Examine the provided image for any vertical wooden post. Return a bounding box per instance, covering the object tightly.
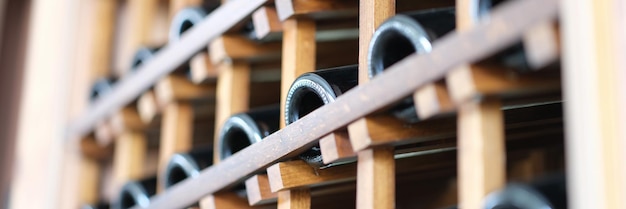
[457,98,505,209]
[112,131,147,193]
[78,154,101,205]
[353,1,395,209]
[87,0,117,80]
[276,17,316,209]
[453,1,506,209]
[277,189,311,209]
[562,0,626,208]
[213,61,251,164]
[356,147,395,209]
[279,18,316,128]
[158,102,194,191]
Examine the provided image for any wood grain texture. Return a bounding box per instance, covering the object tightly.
[158,102,194,192]
[95,120,115,146]
[80,137,113,161]
[319,130,355,164]
[446,62,561,104]
[245,174,278,206]
[267,160,356,192]
[110,107,145,136]
[275,0,358,21]
[457,98,505,209]
[562,0,626,208]
[356,147,395,209]
[252,6,283,40]
[213,61,251,164]
[358,0,395,84]
[113,131,147,194]
[414,81,455,119]
[200,192,264,209]
[522,21,560,70]
[70,0,270,138]
[190,52,218,84]
[155,75,216,107]
[279,18,315,128]
[124,0,559,207]
[277,189,311,209]
[209,35,282,64]
[138,90,162,126]
[88,0,117,79]
[347,115,455,152]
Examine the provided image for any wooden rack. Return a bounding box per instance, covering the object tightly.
[65,0,626,208]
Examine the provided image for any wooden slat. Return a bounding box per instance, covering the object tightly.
[347,115,455,152]
[118,0,163,76]
[319,130,354,164]
[69,0,271,138]
[200,192,262,209]
[138,90,162,126]
[522,22,560,70]
[213,61,251,164]
[267,160,356,192]
[190,52,218,84]
[457,98,505,209]
[562,0,626,208]
[275,0,358,21]
[279,18,316,128]
[155,75,216,107]
[158,102,194,192]
[94,120,115,146]
[252,6,283,40]
[112,131,147,193]
[131,0,558,207]
[110,107,145,136]
[169,0,203,21]
[277,189,311,209]
[245,174,278,206]
[414,81,455,119]
[209,35,282,64]
[356,147,395,209]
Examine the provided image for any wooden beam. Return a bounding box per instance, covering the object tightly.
[245,174,278,206]
[252,6,283,40]
[319,130,354,164]
[110,107,145,136]
[113,131,147,193]
[200,192,262,209]
[209,35,282,65]
[98,1,560,207]
[356,147,395,209]
[158,102,194,192]
[277,189,311,209]
[562,0,626,208]
[213,61,250,164]
[457,98,505,209]
[414,81,455,120]
[267,160,356,192]
[275,0,358,21]
[138,90,162,126]
[94,120,115,146]
[80,137,113,161]
[522,22,560,70]
[347,115,455,152]
[155,75,216,107]
[279,18,316,128]
[190,52,218,84]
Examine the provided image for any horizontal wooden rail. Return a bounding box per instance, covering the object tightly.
[67,0,269,139]
[139,0,559,208]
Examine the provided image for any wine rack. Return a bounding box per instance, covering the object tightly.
[65,0,626,209]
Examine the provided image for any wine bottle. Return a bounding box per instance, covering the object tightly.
[162,146,213,189]
[89,77,117,103]
[113,177,157,209]
[284,65,358,166]
[217,105,280,160]
[483,174,567,209]
[367,8,455,123]
[470,0,533,71]
[130,46,160,72]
